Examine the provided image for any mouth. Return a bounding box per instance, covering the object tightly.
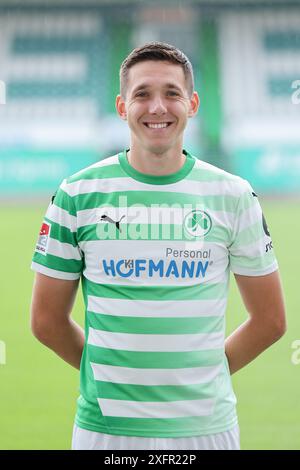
[143,122,174,129]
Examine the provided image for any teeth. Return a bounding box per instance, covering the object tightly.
[147,123,169,129]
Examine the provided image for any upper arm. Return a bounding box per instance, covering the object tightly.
[234,270,287,334]
[31,272,79,335]
[30,180,83,335]
[228,180,286,334]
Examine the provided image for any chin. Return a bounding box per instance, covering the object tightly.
[144,141,174,155]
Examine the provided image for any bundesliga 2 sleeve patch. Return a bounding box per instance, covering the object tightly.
[35,222,52,255]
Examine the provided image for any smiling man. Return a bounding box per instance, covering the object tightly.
[30,42,286,450]
[116,58,198,174]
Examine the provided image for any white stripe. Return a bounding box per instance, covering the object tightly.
[80,239,228,286]
[88,328,224,352]
[31,262,80,280]
[8,55,86,81]
[0,100,95,122]
[46,204,77,232]
[87,296,226,318]
[47,238,82,260]
[83,267,227,288]
[98,398,214,418]
[90,362,222,386]
[63,176,245,198]
[80,239,217,258]
[231,261,278,277]
[61,156,119,191]
[77,205,235,229]
[82,258,227,287]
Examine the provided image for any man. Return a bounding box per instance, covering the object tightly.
[31,42,286,450]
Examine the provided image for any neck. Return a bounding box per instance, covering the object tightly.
[127,144,186,176]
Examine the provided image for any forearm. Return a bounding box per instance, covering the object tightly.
[33,318,85,370]
[225,317,285,375]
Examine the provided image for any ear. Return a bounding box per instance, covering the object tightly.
[116,94,127,120]
[188,91,200,118]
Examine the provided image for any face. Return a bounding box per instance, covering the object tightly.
[116,61,199,155]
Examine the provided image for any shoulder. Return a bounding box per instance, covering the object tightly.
[190,156,253,198]
[57,153,121,197]
[66,153,120,184]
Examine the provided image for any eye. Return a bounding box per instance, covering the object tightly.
[135,91,148,98]
[166,90,180,96]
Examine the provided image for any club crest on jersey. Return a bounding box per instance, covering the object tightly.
[183,210,212,238]
[35,222,51,255]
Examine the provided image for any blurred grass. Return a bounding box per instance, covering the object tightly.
[228,200,300,450]
[0,201,299,449]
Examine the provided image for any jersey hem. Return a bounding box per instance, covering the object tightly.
[31,261,81,280]
[74,416,239,438]
[231,261,278,277]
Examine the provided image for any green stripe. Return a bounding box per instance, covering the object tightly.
[9,81,90,98]
[84,278,227,301]
[107,22,131,113]
[233,221,265,247]
[199,17,222,149]
[75,390,237,437]
[44,218,78,246]
[119,150,195,185]
[67,163,126,183]
[87,344,223,368]
[95,381,215,402]
[76,410,237,437]
[78,222,230,243]
[103,415,213,434]
[32,251,82,273]
[87,312,223,334]
[238,190,257,211]
[73,191,241,213]
[54,188,76,216]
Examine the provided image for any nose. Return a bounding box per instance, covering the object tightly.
[148,96,167,115]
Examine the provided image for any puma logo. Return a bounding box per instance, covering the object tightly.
[99,214,125,232]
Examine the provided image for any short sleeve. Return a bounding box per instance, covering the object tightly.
[31,179,84,280]
[229,181,278,276]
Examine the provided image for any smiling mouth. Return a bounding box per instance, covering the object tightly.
[143,122,173,129]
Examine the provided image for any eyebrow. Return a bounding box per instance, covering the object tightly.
[131,83,183,94]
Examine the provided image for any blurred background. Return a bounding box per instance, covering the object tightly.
[0,0,299,450]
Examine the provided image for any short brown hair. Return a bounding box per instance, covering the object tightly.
[119,41,194,98]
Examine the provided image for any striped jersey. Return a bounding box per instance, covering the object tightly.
[31,149,278,437]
